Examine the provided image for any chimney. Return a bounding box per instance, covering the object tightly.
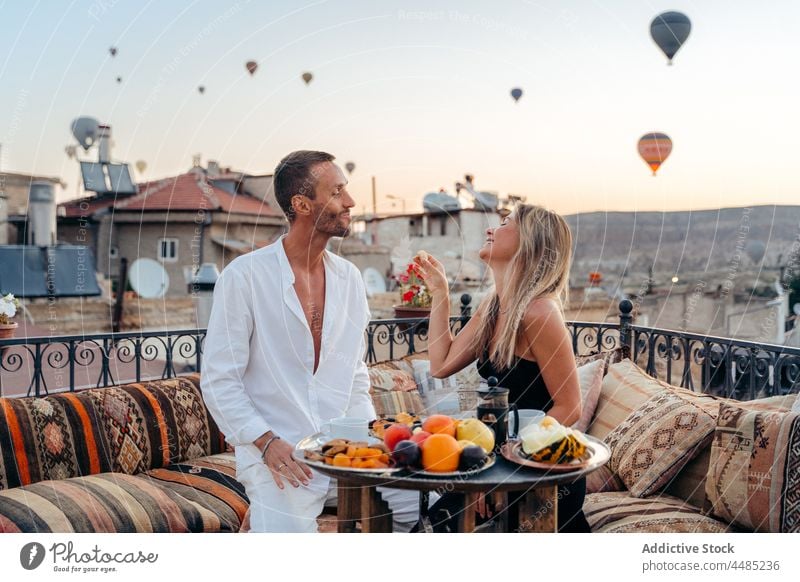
[98,124,111,163]
[28,181,56,247]
[207,160,220,176]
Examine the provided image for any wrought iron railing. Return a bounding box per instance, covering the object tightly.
[2,297,799,400]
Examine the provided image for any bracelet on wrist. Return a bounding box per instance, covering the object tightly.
[259,435,280,460]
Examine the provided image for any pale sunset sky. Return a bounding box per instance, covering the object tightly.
[1,0,798,215]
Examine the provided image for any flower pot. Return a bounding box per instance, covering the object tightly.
[393,305,431,333]
[0,322,18,340]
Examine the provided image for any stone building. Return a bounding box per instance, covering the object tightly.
[59,165,286,297]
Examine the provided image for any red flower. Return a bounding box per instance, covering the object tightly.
[402,291,415,303]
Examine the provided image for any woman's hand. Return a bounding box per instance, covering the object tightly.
[414,252,449,297]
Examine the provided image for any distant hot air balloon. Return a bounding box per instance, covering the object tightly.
[638,132,672,176]
[70,117,100,151]
[198,85,205,94]
[64,145,77,159]
[301,72,313,85]
[510,88,523,102]
[650,11,691,65]
[109,47,117,57]
[345,162,355,175]
[246,60,258,76]
[135,160,147,174]
[116,76,122,83]
[745,240,766,265]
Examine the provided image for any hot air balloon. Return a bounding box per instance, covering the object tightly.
[650,11,691,65]
[510,87,523,102]
[345,162,355,175]
[198,85,205,94]
[70,117,100,151]
[116,76,122,84]
[246,60,258,76]
[301,72,313,85]
[109,47,117,57]
[64,145,77,159]
[135,160,147,174]
[638,132,672,176]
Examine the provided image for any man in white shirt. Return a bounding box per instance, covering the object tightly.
[201,151,420,532]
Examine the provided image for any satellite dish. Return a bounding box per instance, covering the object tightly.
[129,258,170,298]
[70,117,100,151]
[362,267,387,297]
[793,303,800,316]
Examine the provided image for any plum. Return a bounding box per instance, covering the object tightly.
[392,440,421,469]
[459,445,488,471]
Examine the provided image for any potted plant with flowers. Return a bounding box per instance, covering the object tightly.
[393,261,432,329]
[0,293,21,339]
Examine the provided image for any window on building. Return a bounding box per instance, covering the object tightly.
[158,238,178,262]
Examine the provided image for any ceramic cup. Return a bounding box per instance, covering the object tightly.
[321,417,371,441]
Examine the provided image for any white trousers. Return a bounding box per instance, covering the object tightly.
[238,462,426,533]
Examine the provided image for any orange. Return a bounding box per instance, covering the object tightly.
[421,434,461,473]
[422,414,457,438]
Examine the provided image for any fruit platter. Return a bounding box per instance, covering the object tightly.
[500,416,608,473]
[294,414,497,477]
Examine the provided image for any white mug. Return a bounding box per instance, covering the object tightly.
[321,417,370,441]
[509,409,545,437]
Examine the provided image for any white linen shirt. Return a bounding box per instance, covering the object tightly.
[200,235,375,473]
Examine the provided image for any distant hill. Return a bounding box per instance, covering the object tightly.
[564,205,800,280]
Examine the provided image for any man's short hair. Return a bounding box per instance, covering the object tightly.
[273,150,335,222]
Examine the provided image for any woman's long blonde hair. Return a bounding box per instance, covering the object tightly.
[472,204,573,370]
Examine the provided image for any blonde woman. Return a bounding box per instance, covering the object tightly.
[414,204,588,532]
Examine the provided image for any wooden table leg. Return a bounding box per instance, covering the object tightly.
[517,485,558,533]
[360,485,393,532]
[456,492,479,533]
[337,483,360,533]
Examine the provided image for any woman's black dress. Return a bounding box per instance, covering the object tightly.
[420,352,591,533]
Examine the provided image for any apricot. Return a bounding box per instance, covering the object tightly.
[422,415,457,438]
[332,454,351,467]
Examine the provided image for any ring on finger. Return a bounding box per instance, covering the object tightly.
[276,463,288,471]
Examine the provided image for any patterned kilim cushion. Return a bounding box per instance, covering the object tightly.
[0,374,226,490]
[368,364,417,392]
[664,393,798,513]
[705,402,800,533]
[604,391,716,497]
[587,359,665,440]
[585,465,626,494]
[0,472,227,533]
[584,491,733,533]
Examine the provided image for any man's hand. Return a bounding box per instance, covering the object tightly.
[263,438,313,489]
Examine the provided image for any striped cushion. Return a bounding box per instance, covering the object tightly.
[0,473,226,533]
[584,492,733,533]
[371,390,425,417]
[144,453,248,532]
[0,374,226,490]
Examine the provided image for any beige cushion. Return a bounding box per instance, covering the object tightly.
[705,402,800,532]
[585,465,625,494]
[604,390,717,497]
[587,359,665,440]
[573,359,605,432]
[584,491,733,533]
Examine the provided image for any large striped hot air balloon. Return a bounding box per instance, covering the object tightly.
[638,132,672,176]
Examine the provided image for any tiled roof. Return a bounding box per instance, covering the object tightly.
[58,194,122,218]
[115,173,281,216]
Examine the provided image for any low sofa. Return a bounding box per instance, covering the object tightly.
[1,354,797,533]
[0,374,248,533]
[368,350,800,534]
